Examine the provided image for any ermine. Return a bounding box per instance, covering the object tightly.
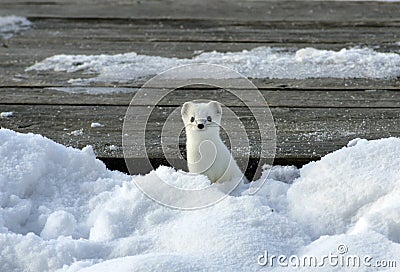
[181,101,245,184]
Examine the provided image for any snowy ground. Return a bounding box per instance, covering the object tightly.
[0,129,399,271]
[27,47,400,88]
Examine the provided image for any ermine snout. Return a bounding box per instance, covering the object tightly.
[196,118,207,130]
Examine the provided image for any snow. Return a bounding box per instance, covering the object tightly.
[70,129,83,136]
[108,145,119,151]
[0,16,32,39]
[0,128,399,271]
[40,210,77,240]
[0,112,13,118]
[287,138,400,241]
[90,122,104,128]
[293,232,400,272]
[26,47,400,85]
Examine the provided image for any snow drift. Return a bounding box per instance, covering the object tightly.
[287,138,400,242]
[26,47,400,86]
[0,129,399,271]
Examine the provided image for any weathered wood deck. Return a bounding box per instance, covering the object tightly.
[0,0,399,175]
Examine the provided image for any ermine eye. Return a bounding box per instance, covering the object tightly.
[207,116,212,122]
[190,116,195,122]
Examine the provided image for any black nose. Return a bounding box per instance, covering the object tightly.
[197,124,204,129]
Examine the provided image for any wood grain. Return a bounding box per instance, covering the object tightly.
[1,0,399,173]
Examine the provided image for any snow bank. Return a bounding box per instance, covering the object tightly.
[0,129,307,271]
[0,16,32,39]
[293,232,400,272]
[1,129,399,271]
[287,138,400,242]
[26,47,400,85]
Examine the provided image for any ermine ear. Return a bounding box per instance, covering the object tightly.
[208,101,222,115]
[181,102,193,117]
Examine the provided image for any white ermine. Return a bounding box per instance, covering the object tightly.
[181,101,244,183]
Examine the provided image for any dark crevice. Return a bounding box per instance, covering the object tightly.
[98,156,316,177]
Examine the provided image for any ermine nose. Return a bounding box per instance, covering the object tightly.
[197,124,204,129]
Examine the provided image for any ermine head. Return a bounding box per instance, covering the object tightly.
[181,101,222,134]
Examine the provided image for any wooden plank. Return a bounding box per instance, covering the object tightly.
[9,18,400,44]
[2,37,399,67]
[1,87,400,108]
[1,44,399,89]
[0,104,398,164]
[1,18,399,63]
[2,22,398,60]
[0,1,399,22]
[0,15,399,88]
[1,18,398,79]
[1,59,400,89]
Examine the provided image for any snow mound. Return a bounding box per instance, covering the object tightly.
[0,129,128,237]
[0,129,307,271]
[1,129,399,271]
[26,47,400,85]
[0,16,32,39]
[287,138,400,242]
[293,231,400,272]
